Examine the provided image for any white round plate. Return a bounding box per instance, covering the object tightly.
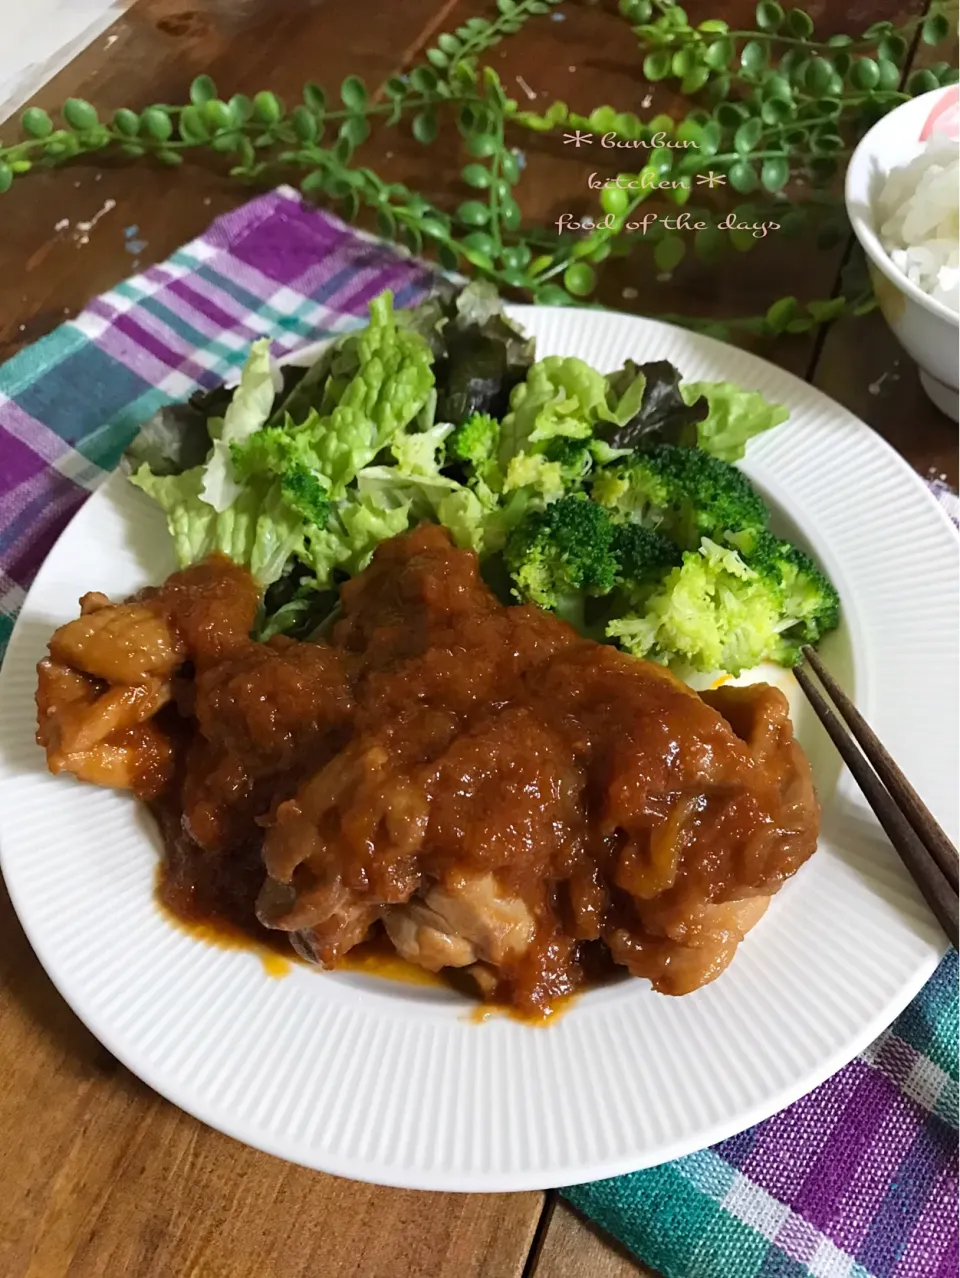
[1,308,956,1192]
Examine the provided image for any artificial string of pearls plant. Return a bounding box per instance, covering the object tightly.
[0,0,955,337]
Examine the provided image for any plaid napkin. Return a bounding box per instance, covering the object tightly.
[0,187,956,1278]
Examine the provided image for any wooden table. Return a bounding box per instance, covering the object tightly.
[1,3,956,1276]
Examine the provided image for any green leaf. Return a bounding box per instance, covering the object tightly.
[156,149,183,167]
[291,105,319,142]
[849,58,880,90]
[140,106,173,141]
[877,59,901,91]
[376,208,397,238]
[438,32,461,54]
[785,8,814,38]
[908,68,940,96]
[462,162,491,188]
[457,200,490,226]
[643,51,672,81]
[120,142,146,157]
[715,101,747,128]
[203,99,235,131]
[761,97,792,125]
[728,160,758,193]
[785,316,815,333]
[113,108,140,137]
[340,76,367,110]
[0,162,12,193]
[922,13,950,44]
[463,230,497,255]
[501,150,521,183]
[563,263,596,296]
[501,242,531,269]
[756,1,784,31]
[303,82,326,113]
[698,120,722,156]
[804,57,834,95]
[301,170,327,194]
[210,130,242,154]
[535,284,575,306]
[179,105,209,142]
[811,128,844,153]
[465,131,497,157]
[230,94,254,123]
[252,91,283,124]
[190,75,217,105]
[734,117,763,153]
[764,71,793,101]
[21,107,53,138]
[703,37,733,72]
[761,156,790,191]
[681,65,711,94]
[340,115,370,147]
[765,296,798,331]
[706,73,732,103]
[671,48,698,78]
[410,66,439,93]
[740,41,767,75]
[384,76,408,99]
[807,296,846,323]
[63,98,99,130]
[654,233,686,271]
[501,197,522,231]
[426,48,450,69]
[497,0,518,12]
[412,109,438,144]
[878,35,907,66]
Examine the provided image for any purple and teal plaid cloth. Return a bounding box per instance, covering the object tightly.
[0,186,956,1278]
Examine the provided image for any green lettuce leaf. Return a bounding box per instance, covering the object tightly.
[306,492,412,584]
[200,339,277,512]
[129,463,303,587]
[232,292,435,498]
[681,382,790,462]
[498,357,609,469]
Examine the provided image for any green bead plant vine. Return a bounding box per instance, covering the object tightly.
[0,0,956,338]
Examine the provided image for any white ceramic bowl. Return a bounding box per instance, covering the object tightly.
[846,87,959,421]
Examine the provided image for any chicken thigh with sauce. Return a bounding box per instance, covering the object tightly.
[37,526,820,1015]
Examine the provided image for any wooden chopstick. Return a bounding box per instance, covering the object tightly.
[801,645,959,894]
[794,650,958,945]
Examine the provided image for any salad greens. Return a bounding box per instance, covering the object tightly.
[124,282,839,675]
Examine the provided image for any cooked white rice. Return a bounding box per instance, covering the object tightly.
[877,135,959,314]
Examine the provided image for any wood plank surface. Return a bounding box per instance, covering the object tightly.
[0,3,954,1277]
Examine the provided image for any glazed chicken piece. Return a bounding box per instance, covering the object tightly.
[36,555,260,799]
[181,635,354,853]
[383,874,536,972]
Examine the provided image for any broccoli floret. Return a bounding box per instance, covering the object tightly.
[591,443,768,551]
[727,527,840,648]
[504,494,618,624]
[611,521,682,587]
[446,411,500,468]
[607,533,840,675]
[542,436,594,488]
[280,463,331,527]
